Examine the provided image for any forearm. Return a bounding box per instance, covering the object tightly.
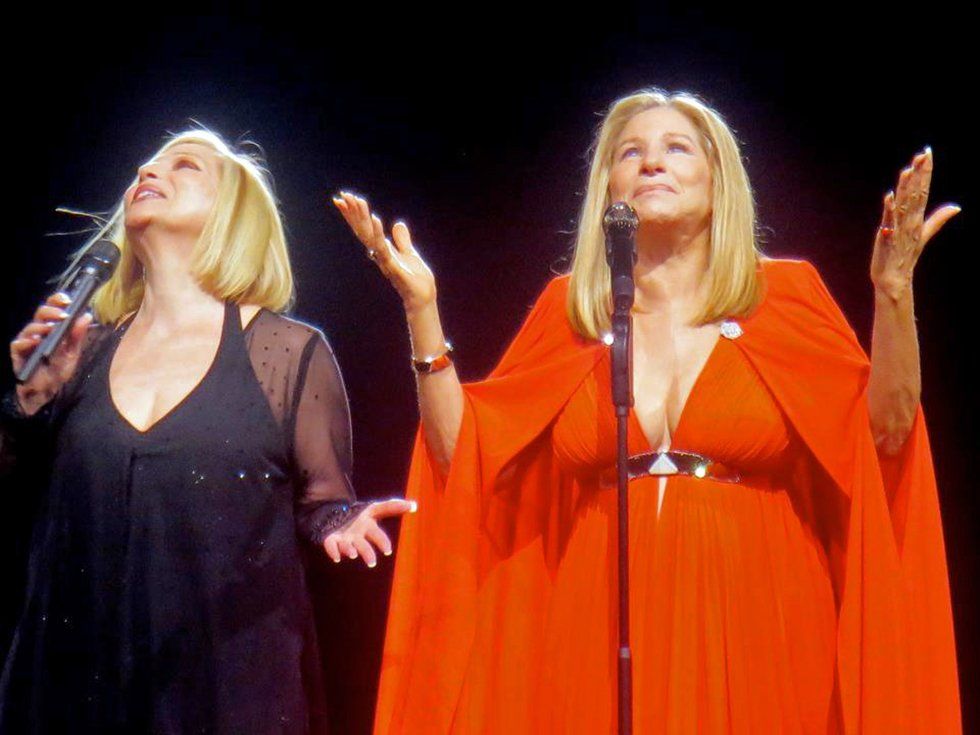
[867,283,921,455]
[407,302,464,471]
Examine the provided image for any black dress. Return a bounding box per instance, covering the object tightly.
[1,303,357,734]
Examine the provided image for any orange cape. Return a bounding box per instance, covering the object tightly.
[374,259,960,734]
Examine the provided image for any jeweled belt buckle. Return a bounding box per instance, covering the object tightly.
[626,450,741,484]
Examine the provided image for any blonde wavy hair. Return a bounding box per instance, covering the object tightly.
[567,89,763,339]
[67,128,294,324]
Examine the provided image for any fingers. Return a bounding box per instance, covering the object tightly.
[332,191,379,246]
[10,294,73,364]
[922,203,962,244]
[352,536,377,568]
[323,534,342,563]
[66,312,94,353]
[891,147,960,248]
[332,191,400,269]
[391,221,414,255]
[321,499,416,566]
[338,535,359,561]
[368,498,418,519]
[893,148,931,228]
[364,521,393,558]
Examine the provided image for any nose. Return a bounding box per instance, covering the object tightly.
[137,161,161,181]
[639,147,666,175]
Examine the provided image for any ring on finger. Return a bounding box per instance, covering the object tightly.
[367,249,378,261]
[879,226,895,237]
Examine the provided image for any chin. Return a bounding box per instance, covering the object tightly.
[634,205,681,226]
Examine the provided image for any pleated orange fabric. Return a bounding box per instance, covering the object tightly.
[374,259,960,734]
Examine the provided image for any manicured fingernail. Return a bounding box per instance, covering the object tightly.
[54,292,71,305]
[384,549,393,556]
[332,556,341,563]
[367,561,377,568]
[348,550,358,559]
[408,500,418,513]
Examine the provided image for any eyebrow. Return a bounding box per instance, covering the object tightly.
[146,149,208,166]
[616,132,697,148]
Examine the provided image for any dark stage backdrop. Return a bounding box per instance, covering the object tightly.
[3,6,974,733]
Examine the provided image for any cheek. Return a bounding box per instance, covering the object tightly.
[607,165,630,199]
[185,183,218,213]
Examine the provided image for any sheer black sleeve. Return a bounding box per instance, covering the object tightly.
[244,311,359,546]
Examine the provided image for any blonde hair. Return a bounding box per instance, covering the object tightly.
[70,128,294,324]
[567,89,762,339]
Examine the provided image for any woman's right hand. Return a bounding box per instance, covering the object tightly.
[332,192,437,315]
[9,293,92,416]
[332,191,463,470]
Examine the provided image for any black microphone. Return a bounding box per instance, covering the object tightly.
[16,239,121,383]
[603,201,639,313]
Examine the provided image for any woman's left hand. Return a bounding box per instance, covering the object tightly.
[870,147,960,299]
[322,498,417,567]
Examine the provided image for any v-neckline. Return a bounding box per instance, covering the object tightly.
[627,331,727,453]
[107,304,231,436]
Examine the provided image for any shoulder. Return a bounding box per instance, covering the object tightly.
[509,273,573,336]
[759,256,822,285]
[748,257,860,348]
[541,273,571,299]
[526,273,571,317]
[246,309,334,355]
[757,256,837,304]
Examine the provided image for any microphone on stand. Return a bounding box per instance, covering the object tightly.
[16,239,121,384]
[602,201,638,735]
[603,201,638,409]
[603,201,639,313]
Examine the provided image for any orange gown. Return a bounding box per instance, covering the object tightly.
[374,259,960,734]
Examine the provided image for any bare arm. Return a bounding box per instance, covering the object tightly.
[867,148,959,455]
[333,193,463,471]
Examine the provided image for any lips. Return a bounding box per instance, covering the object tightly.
[133,184,165,202]
[634,183,677,197]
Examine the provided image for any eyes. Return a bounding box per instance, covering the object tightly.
[618,140,694,161]
[173,157,201,171]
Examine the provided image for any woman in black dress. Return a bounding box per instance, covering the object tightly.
[1,129,412,733]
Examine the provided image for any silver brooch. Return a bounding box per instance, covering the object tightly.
[720,320,743,340]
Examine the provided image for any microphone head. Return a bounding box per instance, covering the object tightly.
[602,201,639,239]
[79,239,121,281]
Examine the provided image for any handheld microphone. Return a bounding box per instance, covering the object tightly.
[16,239,121,383]
[603,202,639,313]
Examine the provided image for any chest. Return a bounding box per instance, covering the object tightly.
[109,325,223,433]
[630,317,720,448]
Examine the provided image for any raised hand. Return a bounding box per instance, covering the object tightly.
[871,148,960,299]
[332,192,437,315]
[322,498,417,568]
[10,292,93,416]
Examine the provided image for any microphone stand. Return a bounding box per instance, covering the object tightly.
[603,202,637,735]
[612,291,633,735]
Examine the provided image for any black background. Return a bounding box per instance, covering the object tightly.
[2,5,975,733]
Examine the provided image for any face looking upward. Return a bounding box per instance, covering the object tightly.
[607,106,713,237]
[124,142,223,240]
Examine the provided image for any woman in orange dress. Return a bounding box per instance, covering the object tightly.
[334,90,961,733]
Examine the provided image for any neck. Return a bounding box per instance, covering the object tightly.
[631,222,711,310]
[131,230,223,333]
